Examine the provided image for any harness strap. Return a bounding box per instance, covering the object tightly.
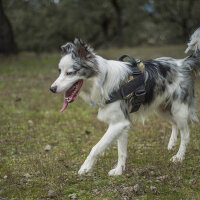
[105,75,144,104]
[130,84,146,112]
[119,54,142,75]
[105,54,146,113]
[119,54,137,65]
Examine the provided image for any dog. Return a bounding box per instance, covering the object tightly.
[50,28,200,176]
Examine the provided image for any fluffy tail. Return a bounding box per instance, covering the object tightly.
[185,27,200,55]
[184,28,200,123]
[184,27,200,72]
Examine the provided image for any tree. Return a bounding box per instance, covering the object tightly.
[151,0,200,42]
[0,0,17,54]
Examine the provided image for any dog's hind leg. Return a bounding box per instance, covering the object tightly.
[168,124,179,150]
[170,103,190,162]
[78,120,130,175]
[156,107,179,151]
[170,122,189,162]
[108,126,129,176]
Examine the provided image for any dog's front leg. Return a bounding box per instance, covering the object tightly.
[108,126,129,176]
[78,120,130,175]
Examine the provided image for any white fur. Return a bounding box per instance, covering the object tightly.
[78,101,130,175]
[185,27,200,53]
[51,29,200,175]
[168,124,178,150]
[77,56,188,175]
[51,55,81,93]
[52,54,192,175]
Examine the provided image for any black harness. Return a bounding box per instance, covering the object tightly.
[105,55,146,113]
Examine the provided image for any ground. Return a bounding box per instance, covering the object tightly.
[0,45,200,200]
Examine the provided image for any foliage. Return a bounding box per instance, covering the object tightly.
[2,0,200,52]
[151,0,200,43]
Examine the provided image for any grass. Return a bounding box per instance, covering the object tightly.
[0,45,200,200]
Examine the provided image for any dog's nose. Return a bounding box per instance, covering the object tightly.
[50,86,57,93]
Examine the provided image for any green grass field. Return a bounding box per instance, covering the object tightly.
[0,45,200,200]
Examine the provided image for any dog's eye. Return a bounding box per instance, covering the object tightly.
[58,69,61,74]
[66,71,74,76]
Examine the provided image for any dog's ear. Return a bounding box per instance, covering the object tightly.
[74,38,94,60]
[61,42,75,55]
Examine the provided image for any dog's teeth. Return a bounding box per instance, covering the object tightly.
[65,97,70,102]
[64,87,79,103]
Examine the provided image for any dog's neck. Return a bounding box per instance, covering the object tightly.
[79,55,131,107]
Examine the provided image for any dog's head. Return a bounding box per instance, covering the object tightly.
[50,38,98,112]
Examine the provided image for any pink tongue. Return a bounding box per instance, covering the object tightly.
[60,101,68,112]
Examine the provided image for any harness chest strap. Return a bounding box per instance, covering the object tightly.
[105,55,146,113]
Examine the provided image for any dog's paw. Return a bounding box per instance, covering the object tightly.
[78,161,94,175]
[170,154,184,163]
[167,139,177,151]
[78,166,92,175]
[108,166,124,176]
[167,143,176,151]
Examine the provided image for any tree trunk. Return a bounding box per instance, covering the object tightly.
[111,0,123,46]
[181,18,189,41]
[101,15,111,43]
[0,0,17,54]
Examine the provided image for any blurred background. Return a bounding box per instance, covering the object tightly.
[1,0,200,199]
[1,0,200,54]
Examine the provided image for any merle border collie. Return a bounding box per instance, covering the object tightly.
[50,28,200,176]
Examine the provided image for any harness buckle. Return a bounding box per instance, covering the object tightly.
[130,86,146,113]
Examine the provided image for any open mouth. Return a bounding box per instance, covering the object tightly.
[60,80,83,112]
